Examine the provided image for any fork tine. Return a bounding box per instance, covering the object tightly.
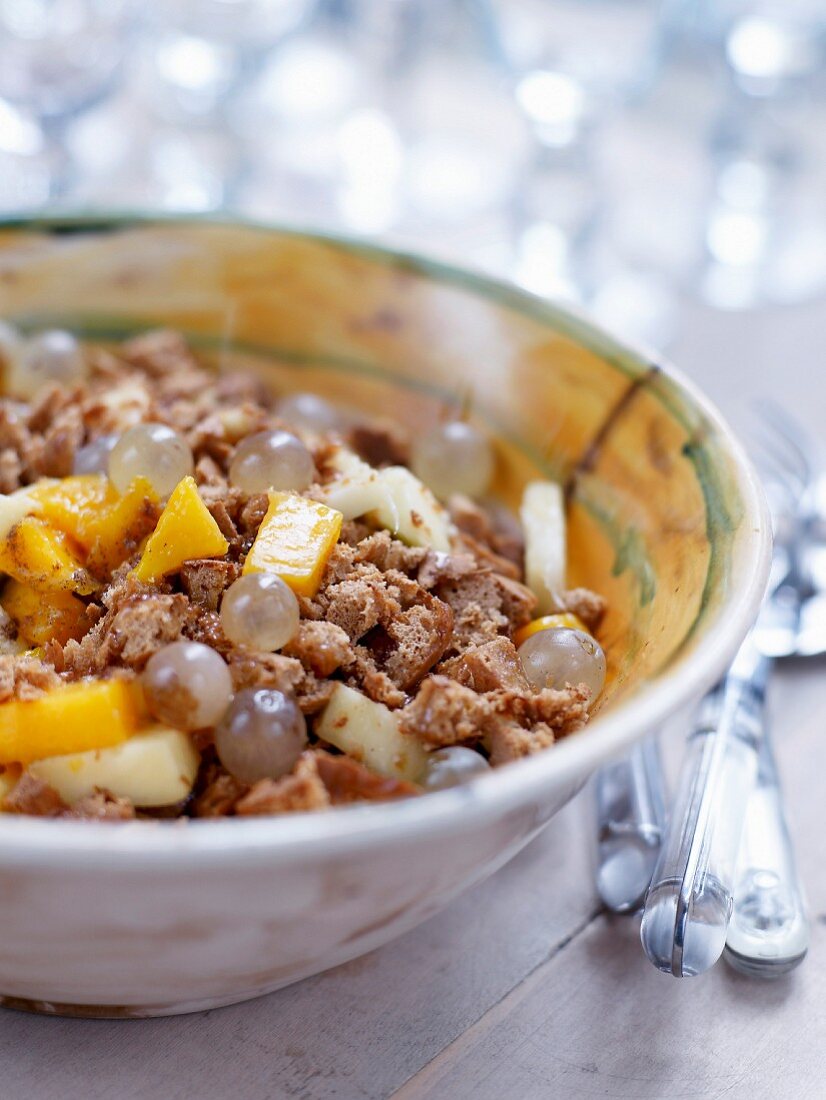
[754,397,815,450]
[749,402,815,497]
[752,400,815,481]
[751,424,809,488]
[751,429,808,497]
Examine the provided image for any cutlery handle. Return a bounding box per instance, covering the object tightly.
[594,737,667,912]
[640,670,766,977]
[724,735,809,977]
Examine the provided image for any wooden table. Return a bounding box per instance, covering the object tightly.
[5,301,825,1099]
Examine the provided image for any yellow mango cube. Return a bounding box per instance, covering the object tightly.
[31,474,160,573]
[83,477,160,573]
[0,516,96,594]
[514,612,589,648]
[0,579,87,647]
[243,492,343,597]
[133,475,228,584]
[29,475,112,546]
[0,678,145,765]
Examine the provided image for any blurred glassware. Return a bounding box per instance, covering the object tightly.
[140,0,318,126]
[0,99,53,212]
[230,1,372,226]
[152,0,315,47]
[383,0,525,254]
[496,0,679,348]
[234,0,526,258]
[693,0,826,94]
[77,0,319,213]
[696,0,826,307]
[0,0,133,120]
[0,0,135,201]
[336,0,525,259]
[495,0,679,105]
[67,98,243,213]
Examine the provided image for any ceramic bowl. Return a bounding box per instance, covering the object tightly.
[0,216,770,1016]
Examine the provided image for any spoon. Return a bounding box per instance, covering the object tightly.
[594,736,666,914]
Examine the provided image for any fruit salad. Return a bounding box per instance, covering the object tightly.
[0,325,607,820]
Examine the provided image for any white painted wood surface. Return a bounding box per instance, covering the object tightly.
[4,301,825,1099]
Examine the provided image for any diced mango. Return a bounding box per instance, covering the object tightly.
[83,477,160,573]
[0,516,96,594]
[0,678,145,765]
[29,725,200,807]
[31,474,160,573]
[514,612,588,648]
[133,475,228,584]
[315,683,427,782]
[1,578,87,646]
[29,475,112,545]
[243,491,343,597]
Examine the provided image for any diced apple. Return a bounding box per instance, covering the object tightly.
[0,604,25,656]
[0,482,51,539]
[312,447,400,528]
[29,726,200,807]
[0,766,20,806]
[315,683,426,782]
[313,447,451,550]
[520,480,566,615]
[327,447,370,481]
[372,466,452,552]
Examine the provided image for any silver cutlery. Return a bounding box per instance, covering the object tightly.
[724,732,809,977]
[593,409,813,976]
[594,736,666,913]
[722,408,820,977]
[638,403,814,977]
[639,628,765,975]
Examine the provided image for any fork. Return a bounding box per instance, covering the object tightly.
[723,405,812,976]
[638,404,811,977]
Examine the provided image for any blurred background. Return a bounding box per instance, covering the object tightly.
[0,0,825,358]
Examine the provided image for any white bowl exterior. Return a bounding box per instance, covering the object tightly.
[0,775,584,1016]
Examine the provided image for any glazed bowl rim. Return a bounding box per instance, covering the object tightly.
[0,211,772,868]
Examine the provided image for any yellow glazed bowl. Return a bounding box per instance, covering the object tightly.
[0,216,770,1017]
